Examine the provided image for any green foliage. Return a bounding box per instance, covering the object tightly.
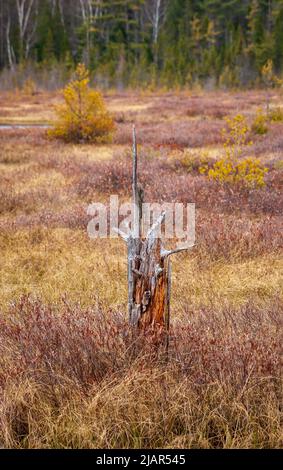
[35,0,68,64]
[274,6,283,71]
[2,0,283,88]
[200,114,268,189]
[49,64,115,143]
[219,66,239,89]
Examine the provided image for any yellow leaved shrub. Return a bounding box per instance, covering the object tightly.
[251,108,268,135]
[200,114,268,189]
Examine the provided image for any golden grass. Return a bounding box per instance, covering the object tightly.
[108,101,151,113]
[0,229,127,309]
[14,170,66,194]
[1,357,281,449]
[0,91,58,125]
[0,228,281,311]
[68,144,126,162]
[174,254,283,310]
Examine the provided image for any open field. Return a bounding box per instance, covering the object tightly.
[0,89,282,448]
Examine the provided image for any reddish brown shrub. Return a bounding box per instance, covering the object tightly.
[0,296,281,391]
[0,296,281,448]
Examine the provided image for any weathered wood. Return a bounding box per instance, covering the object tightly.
[165,259,172,356]
[117,126,194,332]
[132,125,143,239]
[134,219,168,328]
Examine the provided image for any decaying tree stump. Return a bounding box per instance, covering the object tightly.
[116,127,193,333]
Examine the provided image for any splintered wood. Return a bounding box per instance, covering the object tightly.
[116,126,193,331]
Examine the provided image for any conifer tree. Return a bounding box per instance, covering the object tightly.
[0,0,282,88]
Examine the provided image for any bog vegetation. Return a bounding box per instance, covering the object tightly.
[0,0,283,453]
[200,114,268,188]
[0,82,282,448]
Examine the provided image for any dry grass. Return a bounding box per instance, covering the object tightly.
[0,88,282,449]
[0,228,281,311]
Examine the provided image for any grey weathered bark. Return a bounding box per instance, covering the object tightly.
[144,0,168,45]
[116,127,194,333]
[144,0,168,64]
[6,18,15,71]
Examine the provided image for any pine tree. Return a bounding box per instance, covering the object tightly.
[52,2,69,61]
[0,0,283,88]
[274,6,283,71]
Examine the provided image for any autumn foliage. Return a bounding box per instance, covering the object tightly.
[201,115,268,188]
[49,64,115,143]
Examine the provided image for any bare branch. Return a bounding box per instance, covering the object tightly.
[113,227,129,243]
[146,211,166,240]
[161,243,195,259]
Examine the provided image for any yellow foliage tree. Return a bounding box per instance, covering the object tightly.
[200,115,268,189]
[261,59,274,86]
[49,64,115,143]
[252,108,268,135]
[261,59,283,114]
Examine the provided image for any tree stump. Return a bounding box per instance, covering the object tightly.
[116,127,193,333]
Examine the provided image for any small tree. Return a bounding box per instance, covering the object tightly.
[261,59,283,114]
[261,59,274,114]
[49,64,115,143]
[200,115,268,189]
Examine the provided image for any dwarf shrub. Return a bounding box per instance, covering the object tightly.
[206,156,268,188]
[177,149,210,173]
[252,108,268,135]
[49,64,115,143]
[269,107,283,122]
[251,106,283,136]
[22,78,37,96]
[200,114,268,189]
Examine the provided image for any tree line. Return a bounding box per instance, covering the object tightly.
[0,0,283,88]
